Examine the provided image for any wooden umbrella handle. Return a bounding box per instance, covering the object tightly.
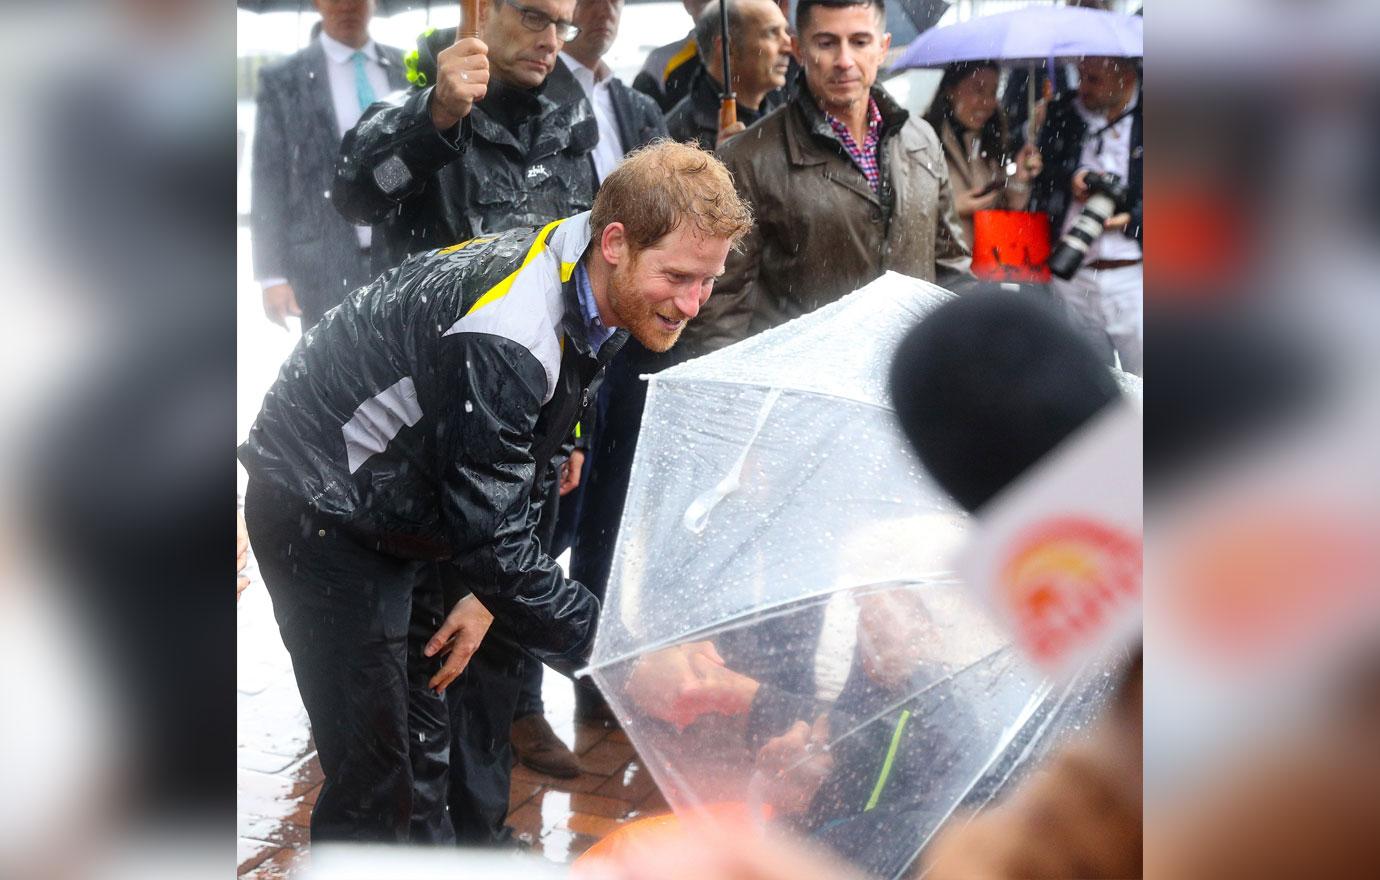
[718,96,738,137]
[460,0,480,39]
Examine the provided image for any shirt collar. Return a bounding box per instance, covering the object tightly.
[559,52,612,90]
[319,32,377,65]
[825,97,882,147]
[575,262,617,352]
[1075,83,1140,128]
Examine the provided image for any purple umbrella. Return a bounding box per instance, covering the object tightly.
[892,6,1143,71]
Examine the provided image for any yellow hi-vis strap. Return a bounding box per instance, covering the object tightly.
[464,219,566,317]
[664,38,698,82]
[864,709,912,812]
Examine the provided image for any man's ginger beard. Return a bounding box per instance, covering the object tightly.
[607,249,687,353]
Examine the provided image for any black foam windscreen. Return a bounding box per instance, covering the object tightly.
[888,289,1122,512]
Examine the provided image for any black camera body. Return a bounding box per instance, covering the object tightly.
[1048,171,1131,280]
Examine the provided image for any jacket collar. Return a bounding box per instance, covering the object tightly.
[468,60,598,159]
[299,41,341,142]
[787,84,908,169]
[547,215,626,362]
[688,72,723,136]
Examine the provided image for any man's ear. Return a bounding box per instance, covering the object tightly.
[880,31,892,56]
[600,221,628,267]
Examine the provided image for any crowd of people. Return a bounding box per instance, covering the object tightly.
[239,0,1146,873]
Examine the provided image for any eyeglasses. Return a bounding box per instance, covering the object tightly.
[501,0,581,41]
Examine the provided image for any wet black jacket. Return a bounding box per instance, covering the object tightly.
[333,27,599,276]
[238,213,627,668]
[1030,89,1143,245]
[664,72,780,153]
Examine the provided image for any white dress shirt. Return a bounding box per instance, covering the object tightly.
[560,52,624,182]
[1064,85,1141,262]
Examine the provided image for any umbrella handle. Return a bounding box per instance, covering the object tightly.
[718,96,738,140]
[682,388,782,535]
[460,0,480,38]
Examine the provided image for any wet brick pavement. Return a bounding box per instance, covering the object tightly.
[236,545,668,878]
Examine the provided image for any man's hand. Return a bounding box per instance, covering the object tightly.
[716,120,747,148]
[1013,142,1043,184]
[1072,168,1092,202]
[262,282,301,329]
[430,32,490,130]
[424,594,494,694]
[754,714,834,815]
[559,450,584,496]
[954,184,1000,218]
[1104,212,1131,231]
[236,510,251,602]
[625,641,758,730]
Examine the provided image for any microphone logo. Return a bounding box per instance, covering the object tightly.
[1000,517,1141,668]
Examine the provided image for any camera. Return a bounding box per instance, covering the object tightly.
[1048,171,1130,280]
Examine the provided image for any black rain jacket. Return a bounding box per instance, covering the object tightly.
[238,213,627,669]
[332,27,600,276]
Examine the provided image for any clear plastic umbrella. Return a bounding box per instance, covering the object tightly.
[583,273,1129,879]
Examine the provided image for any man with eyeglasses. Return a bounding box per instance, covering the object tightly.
[331,0,608,847]
[334,0,598,279]
[499,0,668,784]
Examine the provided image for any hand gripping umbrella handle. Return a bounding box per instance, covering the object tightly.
[683,388,782,535]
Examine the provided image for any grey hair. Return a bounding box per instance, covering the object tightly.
[694,0,748,68]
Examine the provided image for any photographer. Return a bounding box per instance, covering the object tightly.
[1032,56,1142,375]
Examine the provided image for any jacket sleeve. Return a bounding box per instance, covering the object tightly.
[932,153,975,288]
[250,67,289,282]
[438,332,601,673]
[332,85,471,225]
[682,146,761,356]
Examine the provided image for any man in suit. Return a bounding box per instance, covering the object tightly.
[251,0,407,330]
[508,0,670,781]
[559,0,668,185]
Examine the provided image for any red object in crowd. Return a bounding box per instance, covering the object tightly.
[971,210,1052,283]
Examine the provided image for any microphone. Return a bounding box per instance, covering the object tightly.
[888,289,1122,512]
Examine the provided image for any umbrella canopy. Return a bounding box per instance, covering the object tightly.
[892,5,1143,71]
[239,0,952,39]
[585,273,1134,878]
[237,0,425,13]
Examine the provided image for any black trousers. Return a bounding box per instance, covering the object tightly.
[445,632,526,843]
[245,480,454,844]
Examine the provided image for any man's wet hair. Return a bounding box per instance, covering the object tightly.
[795,0,886,34]
[591,140,754,252]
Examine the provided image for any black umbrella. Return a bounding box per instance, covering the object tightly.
[716,0,735,140]
[237,0,435,13]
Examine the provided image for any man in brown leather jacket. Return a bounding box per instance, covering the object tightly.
[680,0,971,356]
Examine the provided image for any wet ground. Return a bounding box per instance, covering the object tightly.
[237,230,666,877]
[236,572,667,877]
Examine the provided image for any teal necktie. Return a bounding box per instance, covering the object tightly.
[351,51,377,111]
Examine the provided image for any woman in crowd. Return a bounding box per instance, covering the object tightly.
[923,61,1043,249]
